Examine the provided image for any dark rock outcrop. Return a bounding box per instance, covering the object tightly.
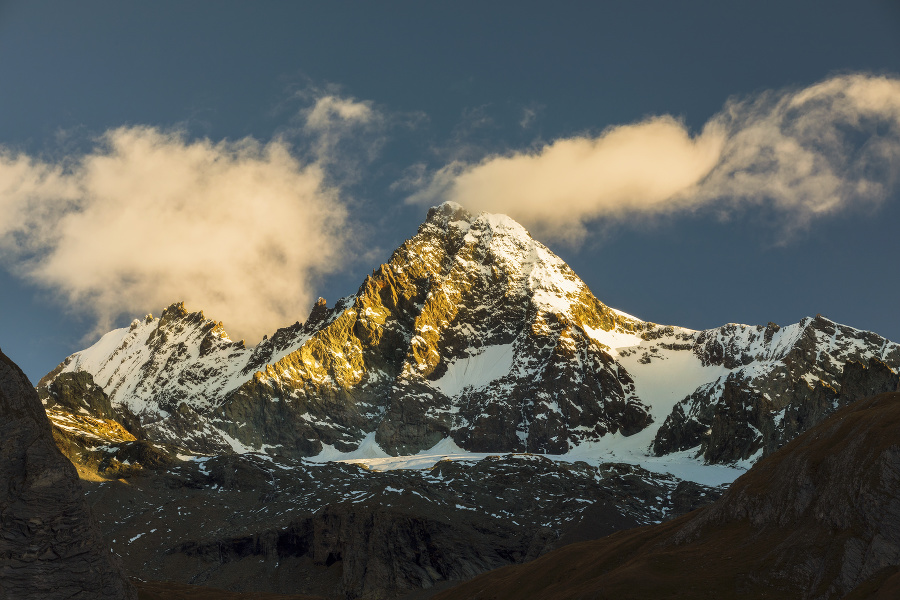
[179,502,547,600]
[132,580,321,600]
[39,371,145,439]
[77,453,721,599]
[0,348,135,600]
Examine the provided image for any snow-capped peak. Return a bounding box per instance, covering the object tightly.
[39,204,900,483]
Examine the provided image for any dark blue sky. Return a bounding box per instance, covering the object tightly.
[2,1,900,382]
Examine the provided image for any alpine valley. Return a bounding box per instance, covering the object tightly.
[30,203,900,599]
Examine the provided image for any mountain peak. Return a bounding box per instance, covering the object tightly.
[425,201,473,227]
[39,204,900,471]
[423,202,534,243]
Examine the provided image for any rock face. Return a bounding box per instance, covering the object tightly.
[39,203,900,469]
[434,391,900,600]
[0,348,135,600]
[652,320,900,463]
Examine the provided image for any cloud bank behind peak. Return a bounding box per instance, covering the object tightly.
[0,125,349,343]
[408,73,900,244]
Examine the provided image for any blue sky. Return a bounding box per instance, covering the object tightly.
[2,1,900,382]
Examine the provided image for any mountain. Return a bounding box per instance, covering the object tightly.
[433,390,900,600]
[32,202,900,599]
[0,348,135,600]
[39,202,652,459]
[39,202,900,472]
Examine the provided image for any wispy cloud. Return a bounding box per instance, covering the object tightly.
[285,85,425,187]
[519,105,541,129]
[0,125,351,342]
[297,93,384,178]
[408,73,900,244]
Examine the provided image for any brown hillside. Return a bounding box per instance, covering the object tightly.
[435,391,900,600]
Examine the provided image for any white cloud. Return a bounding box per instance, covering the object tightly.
[409,73,900,244]
[294,92,387,181]
[0,126,349,342]
[698,74,900,228]
[303,94,375,131]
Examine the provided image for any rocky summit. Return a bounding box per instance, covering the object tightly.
[40,202,900,470]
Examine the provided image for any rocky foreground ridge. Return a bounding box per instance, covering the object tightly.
[76,452,719,599]
[0,348,135,600]
[435,391,900,600]
[40,202,900,468]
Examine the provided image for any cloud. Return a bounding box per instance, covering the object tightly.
[698,74,900,225]
[286,88,424,187]
[300,94,382,167]
[519,105,540,129]
[304,94,375,130]
[408,73,900,244]
[0,126,350,342]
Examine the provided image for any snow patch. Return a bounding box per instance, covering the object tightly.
[431,343,514,397]
[582,325,643,355]
[307,431,390,464]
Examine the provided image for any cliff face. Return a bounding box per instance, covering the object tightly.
[40,203,654,459]
[0,348,135,600]
[222,202,651,456]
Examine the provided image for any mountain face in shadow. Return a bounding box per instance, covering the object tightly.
[0,348,135,600]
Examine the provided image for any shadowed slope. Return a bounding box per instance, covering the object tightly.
[435,391,900,600]
[133,579,321,600]
[0,348,135,600]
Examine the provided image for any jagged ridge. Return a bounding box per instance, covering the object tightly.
[39,203,900,469]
